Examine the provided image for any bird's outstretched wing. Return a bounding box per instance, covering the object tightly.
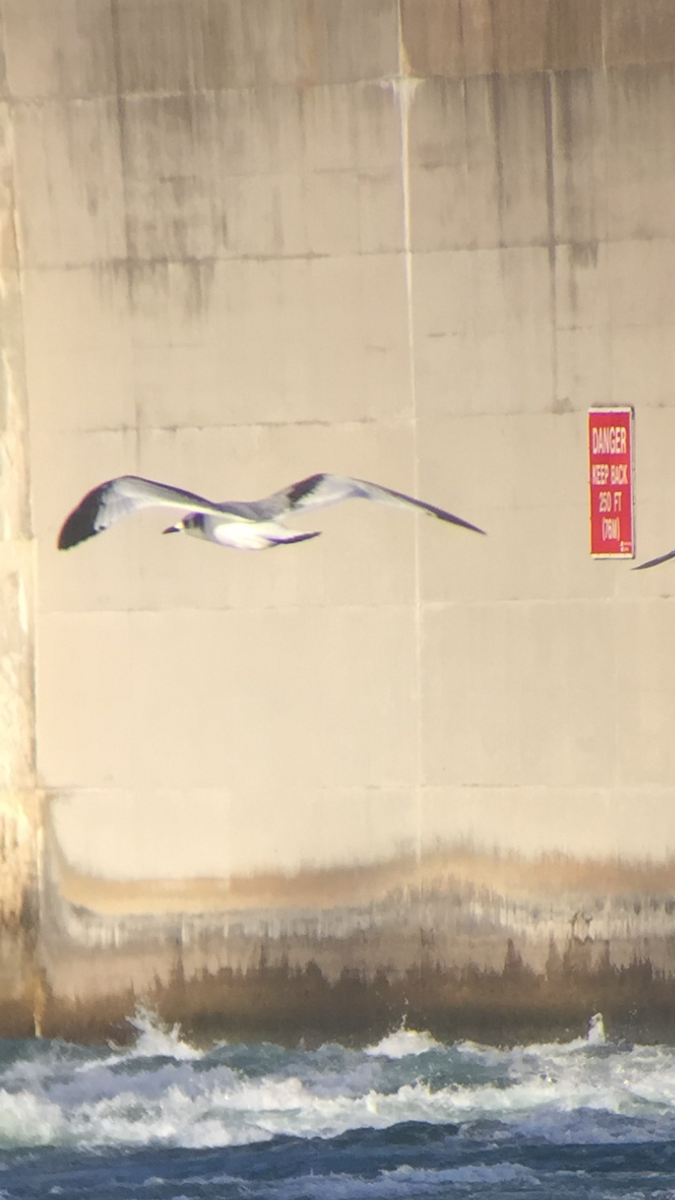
[58,471,485,550]
[261,473,486,535]
[633,548,675,571]
[58,475,223,549]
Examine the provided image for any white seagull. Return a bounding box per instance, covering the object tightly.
[57,473,485,552]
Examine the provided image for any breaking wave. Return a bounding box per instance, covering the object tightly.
[1,1007,675,1198]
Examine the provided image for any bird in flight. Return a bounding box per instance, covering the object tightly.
[58,473,485,552]
[633,547,675,570]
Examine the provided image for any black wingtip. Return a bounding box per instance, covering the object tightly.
[286,474,324,506]
[57,486,105,550]
[58,511,96,550]
[378,482,486,536]
[632,551,675,571]
[436,511,486,536]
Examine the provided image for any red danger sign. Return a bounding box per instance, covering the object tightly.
[588,408,634,557]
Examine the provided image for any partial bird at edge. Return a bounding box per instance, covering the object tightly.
[633,547,675,571]
[57,472,485,553]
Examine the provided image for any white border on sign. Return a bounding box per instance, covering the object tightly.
[588,406,635,560]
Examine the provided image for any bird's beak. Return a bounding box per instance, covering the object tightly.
[162,522,181,534]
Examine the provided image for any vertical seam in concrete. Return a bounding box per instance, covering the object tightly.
[598,2,618,783]
[600,0,607,72]
[489,74,505,245]
[109,0,141,468]
[395,1,423,861]
[543,70,559,408]
[599,1,612,415]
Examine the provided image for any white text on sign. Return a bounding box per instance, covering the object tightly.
[591,463,629,485]
[591,426,627,455]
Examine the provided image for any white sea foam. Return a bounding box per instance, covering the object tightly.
[124,1003,201,1061]
[365,1023,442,1059]
[0,1010,674,1152]
[586,1012,606,1045]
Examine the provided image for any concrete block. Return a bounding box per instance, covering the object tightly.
[22,267,134,432]
[2,0,116,99]
[12,99,126,267]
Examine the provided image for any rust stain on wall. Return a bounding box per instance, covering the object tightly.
[15,831,674,1045]
[53,842,675,914]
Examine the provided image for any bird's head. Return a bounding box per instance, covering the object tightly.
[163,513,204,536]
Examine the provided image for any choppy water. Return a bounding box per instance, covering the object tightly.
[1,1007,675,1198]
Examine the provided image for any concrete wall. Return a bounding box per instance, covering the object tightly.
[2,0,675,1041]
[0,57,41,1030]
